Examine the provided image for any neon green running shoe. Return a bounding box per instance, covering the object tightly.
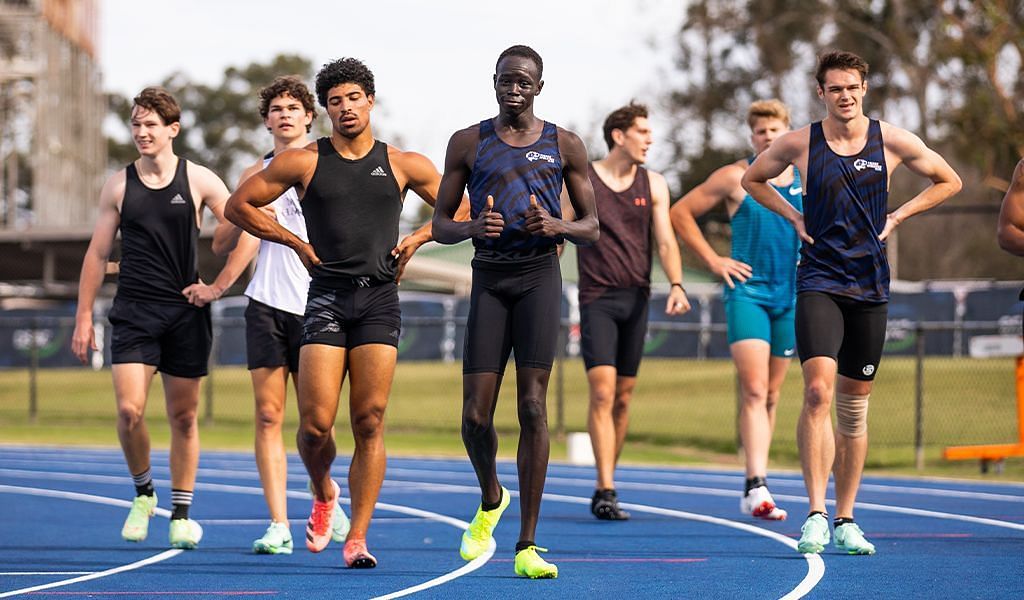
[459,486,510,561]
[514,545,558,579]
[834,522,876,555]
[169,518,203,550]
[332,496,351,543]
[252,521,293,555]
[121,493,158,542]
[797,513,830,554]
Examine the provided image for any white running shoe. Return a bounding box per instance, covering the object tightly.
[741,485,788,520]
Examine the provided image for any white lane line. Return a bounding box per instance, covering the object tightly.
[0,573,95,576]
[0,484,179,599]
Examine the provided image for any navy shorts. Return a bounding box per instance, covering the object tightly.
[301,281,401,349]
[108,297,212,378]
[795,291,888,381]
[245,298,304,371]
[463,252,561,373]
[580,286,649,376]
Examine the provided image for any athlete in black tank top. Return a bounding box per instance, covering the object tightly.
[577,103,689,522]
[225,58,460,568]
[72,87,237,549]
[431,45,599,579]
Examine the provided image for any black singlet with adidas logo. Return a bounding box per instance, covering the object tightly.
[117,158,199,304]
[302,138,403,285]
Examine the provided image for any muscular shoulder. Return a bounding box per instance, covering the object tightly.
[387,144,437,179]
[645,168,668,189]
[555,126,587,163]
[99,168,128,208]
[775,126,811,156]
[879,120,924,153]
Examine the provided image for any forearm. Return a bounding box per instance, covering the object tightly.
[744,181,802,223]
[227,203,304,251]
[75,256,106,322]
[673,213,720,268]
[890,182,959,223]
[431,215,474,245]
[208,247,254,297]
[212,222,244,256]
[560,213,599,245]
[998,222,1024,256]
[657,241,684,284]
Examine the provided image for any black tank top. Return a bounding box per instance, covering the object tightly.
[117,158,199,304]
[576,164,652,304]
[302,138,403,285]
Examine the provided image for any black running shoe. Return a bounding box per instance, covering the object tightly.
[590,489,630,520]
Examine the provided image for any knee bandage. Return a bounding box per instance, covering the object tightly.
[835,392,869,437]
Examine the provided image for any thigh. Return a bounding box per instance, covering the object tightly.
[159,305,212,378]
[837,300,888,381]
[160,373,202,417]
[768,304,797,359]
[615,288,650,377]
[245,299,290,371]
[795,292,844,364]
[464,267,514,374]
[346,344,398,417]
[348,283,402,349]
[510,256,561,371]
[580,293,619,372]
[108,298,163,368]
[297,344,346,430]
[727,297,772,345]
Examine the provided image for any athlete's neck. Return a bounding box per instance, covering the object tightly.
[822,113,869,142]
[329,128,375,160]
[134,150,178,182]
[593,154,639,188]
[273,135,310,155]
[495,110,541,134]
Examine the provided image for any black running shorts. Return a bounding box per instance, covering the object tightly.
[463,252,562,373]
[245,298,304,372]
[301,281,401,349]
[580,286,650,377]
[108,297,212,378]
[795,291,888,381]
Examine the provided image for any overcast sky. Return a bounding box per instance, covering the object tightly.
[100,0,687,174]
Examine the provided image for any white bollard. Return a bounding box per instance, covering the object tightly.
[566,431,595,466]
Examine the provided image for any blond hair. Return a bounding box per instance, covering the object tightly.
[747,99,790,129]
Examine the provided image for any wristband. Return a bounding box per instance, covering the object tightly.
[671,282,686,293]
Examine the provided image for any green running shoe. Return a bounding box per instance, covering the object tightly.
[169,518,203,550]
[459,486,510,561]
[252,521,293,555]
[332,496,350,543]
[834,522,876,555]
[121,493,158,542]
[514,545,558,579]
[797,513,830,554]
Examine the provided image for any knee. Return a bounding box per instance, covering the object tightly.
[589,384,615,412]
[612,388,633,416]
[518,396,548,430]
[835,392,870,437]
[254,404,284,432]
[351,407,385,442]
[765,388,781,412]
[803,380,833,412]
[740,381,769,407]
[297,418,332,447]
[116,403,145,431]
[461,400,493,438]
[167,406,198,435]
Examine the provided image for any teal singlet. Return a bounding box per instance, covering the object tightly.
[724,159,802,308]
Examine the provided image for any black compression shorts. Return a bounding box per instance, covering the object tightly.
[301,281,401,349]
[580,286,650,377]
[795,291,888,381]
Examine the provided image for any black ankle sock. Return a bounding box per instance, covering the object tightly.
[745,476,767,494]
[481,489,503,512]
[808,510,828,519]
[515,540,535,553]
[135,482,155,497]
[834,517,856,527]
[171,504,190,520]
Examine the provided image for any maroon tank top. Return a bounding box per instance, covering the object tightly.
[576,163,653,304]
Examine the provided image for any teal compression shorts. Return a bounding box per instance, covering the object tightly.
[725,297,796,358]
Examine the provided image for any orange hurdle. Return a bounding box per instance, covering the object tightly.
[943,356,1024,473]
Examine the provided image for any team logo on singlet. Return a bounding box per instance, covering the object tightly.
[853,159,882,172]
[170,193,186,204]
[862,364,875,376]
[633,197,647,207]
[525,151,555,163]
[370,166,388,177]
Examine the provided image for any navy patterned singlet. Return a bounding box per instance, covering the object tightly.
[468,119,563,257]
[800,119,889,302]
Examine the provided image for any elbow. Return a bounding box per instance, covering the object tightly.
[739,172,755,195]
[430,217,454,245]
[949,173,963,196]
[224,199,241,226]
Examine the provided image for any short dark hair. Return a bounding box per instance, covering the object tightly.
[496,45,543,79]
[315,58,375,108]
[132,87,180,125]
[603,101,648,150]
[258,76,317,132]
[815,50,869,87]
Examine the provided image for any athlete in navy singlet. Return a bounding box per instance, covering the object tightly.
[432,45,599,578]
[72,87,238,550]
[226,58,455,568]
[742,50,961,556]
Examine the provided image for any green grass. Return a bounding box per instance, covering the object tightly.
[1,357,1022,480]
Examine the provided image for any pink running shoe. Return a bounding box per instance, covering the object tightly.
[344,538,378,569]
[306,479,339,552]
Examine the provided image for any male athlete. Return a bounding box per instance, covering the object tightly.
[580,102,689,520]
[191,76,349,554]
[72,87,239,549]
[226,58,446,568]
[742,51,961,554]
[998,160,1024,257]
[672,99,800,521]
[432,44,599,579]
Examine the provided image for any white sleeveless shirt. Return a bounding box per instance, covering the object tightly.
[244,155,311,316]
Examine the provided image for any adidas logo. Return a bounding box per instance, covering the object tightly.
[170,193,186,205]
[370,166,388,177]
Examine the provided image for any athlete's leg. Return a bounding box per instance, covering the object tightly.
[586,365,618,489]
[798,356,837,514]
[765,356,791,447]
[161,373,202,494]
[112,363,158,477]
[463,372,505,505]
[733,339,773,478]
[252,366,291,524]
[611,375,637,462]
[296,344,345,502]
[515,366,552,545]
[833,375,872,519]
[343,343,396,540]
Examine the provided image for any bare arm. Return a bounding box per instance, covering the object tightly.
[187,163,236,256]
[998,159,1024,256]
[671,163,752,288]
[879,124,962,241]
[432,127,504,245]
[225,148,321,272]
[71,172,124,364]
[531,128,598,244]
[649,170,690,315]
[741,131,813,244]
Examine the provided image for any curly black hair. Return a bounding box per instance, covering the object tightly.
[258,76,317,132]
[496,45,543,79]
[315,58,375,108]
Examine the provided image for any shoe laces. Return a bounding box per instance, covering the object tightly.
[310,499,333,533]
